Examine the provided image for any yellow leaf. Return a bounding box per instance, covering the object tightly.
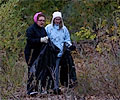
[111,36,117,41]
[111,26,115,31]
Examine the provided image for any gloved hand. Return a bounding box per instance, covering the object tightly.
[68,45,76,51]
[40,36,48,43]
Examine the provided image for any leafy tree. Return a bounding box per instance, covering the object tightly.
[0,0,27,67]
[0,0,120,99]
[0,0,28,98]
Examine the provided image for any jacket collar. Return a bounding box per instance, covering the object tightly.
[34,23,42,29]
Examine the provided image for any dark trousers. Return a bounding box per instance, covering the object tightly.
[27,67,38,94]
[54,57,61,90]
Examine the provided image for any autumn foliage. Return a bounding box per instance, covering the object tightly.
[0,0,120,99]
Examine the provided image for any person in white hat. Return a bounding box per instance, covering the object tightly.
[45,11,72,94]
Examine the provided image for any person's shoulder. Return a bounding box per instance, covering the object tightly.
[27,24,34,31]
[45,24,52,28]
[41,27,45,29]
[41,27,46,31]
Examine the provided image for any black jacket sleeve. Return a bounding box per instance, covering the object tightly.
[26,28,40,45]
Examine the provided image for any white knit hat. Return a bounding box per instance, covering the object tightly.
[52,11,62,19]
[51,11,64,26]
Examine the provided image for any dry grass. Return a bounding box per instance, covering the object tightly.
[0,42,120,100]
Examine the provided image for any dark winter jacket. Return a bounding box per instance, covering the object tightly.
[24,23,47,66]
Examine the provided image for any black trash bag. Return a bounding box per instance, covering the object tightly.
[60,44,77,87]
[27,40,60,93]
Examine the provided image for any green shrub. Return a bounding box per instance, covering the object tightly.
[0,0,28,99]
[71,27,96,42]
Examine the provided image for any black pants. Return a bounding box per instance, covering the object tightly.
[27,67,38,94]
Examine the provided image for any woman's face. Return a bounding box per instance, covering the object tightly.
[54,17,61,25]
[37,16,45,27]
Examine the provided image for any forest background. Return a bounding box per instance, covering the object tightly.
[0,0,120,99]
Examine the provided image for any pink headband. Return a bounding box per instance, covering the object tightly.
[33,12,45,23]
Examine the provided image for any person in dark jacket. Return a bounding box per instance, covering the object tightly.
[24,12,48,95]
